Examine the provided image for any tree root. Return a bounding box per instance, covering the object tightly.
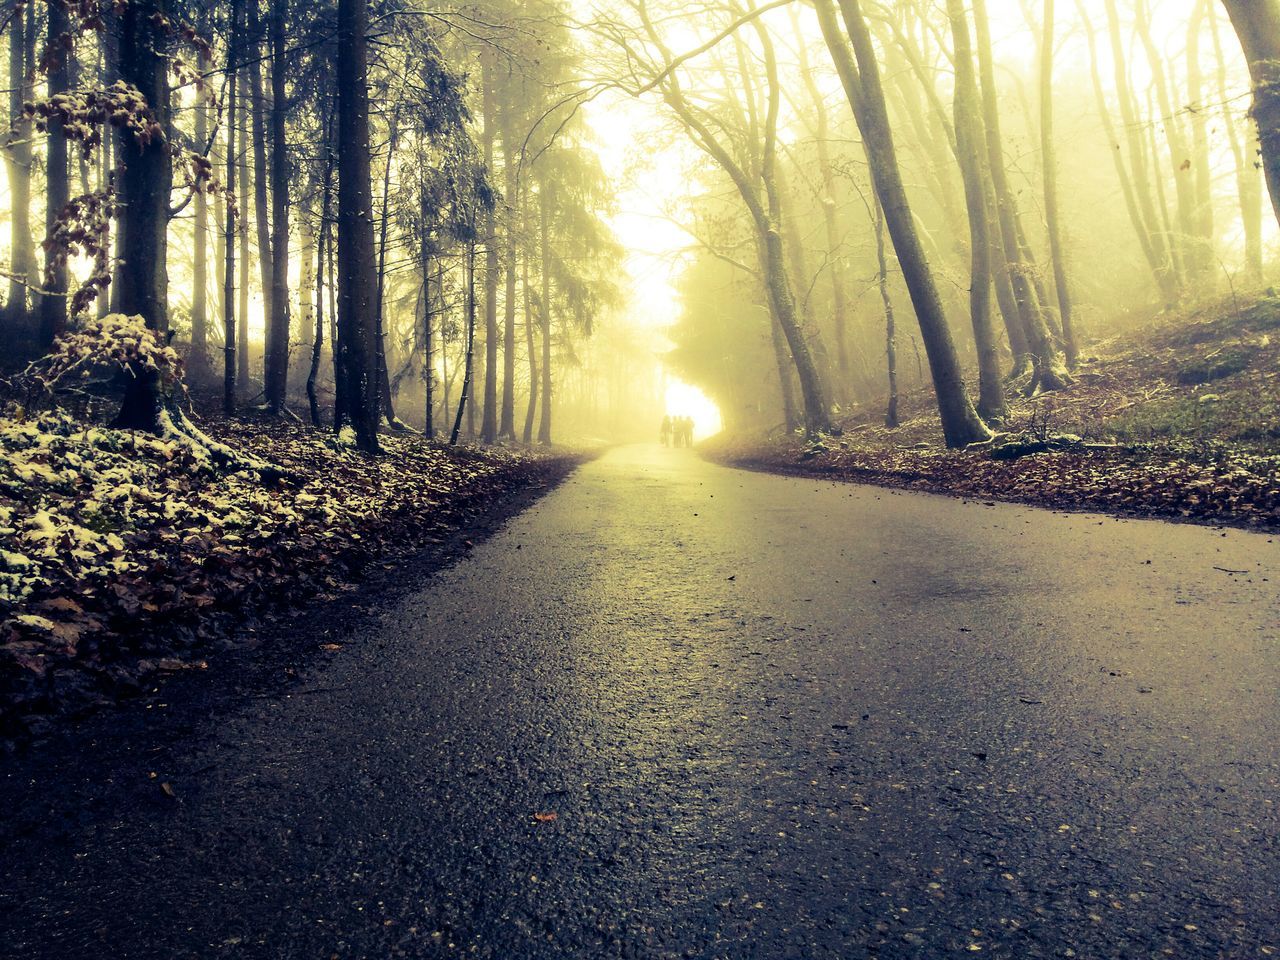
[158,399,290,485]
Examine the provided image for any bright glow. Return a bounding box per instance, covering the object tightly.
[664,379,722,440]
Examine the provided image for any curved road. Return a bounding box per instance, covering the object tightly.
[2,445,1278,958]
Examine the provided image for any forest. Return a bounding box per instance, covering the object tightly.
[0,0,1274,448]
[1,1,1279,955]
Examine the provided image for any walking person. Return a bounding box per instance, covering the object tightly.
[660,415,672,447]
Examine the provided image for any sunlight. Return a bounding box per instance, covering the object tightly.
[664,378,722,440]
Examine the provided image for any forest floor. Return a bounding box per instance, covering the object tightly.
[704,294,1280,532]
[0,412,582,747]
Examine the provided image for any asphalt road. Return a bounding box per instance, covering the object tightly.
[2,445,1278,959]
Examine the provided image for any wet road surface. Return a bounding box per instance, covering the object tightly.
[2,445,1278,959]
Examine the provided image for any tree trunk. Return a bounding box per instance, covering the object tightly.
[971,0,1070,394]
[1100,0,1181,302]
[188,15,210,373]
[769,307,799,432]
[1039,0,1077,366]
[264,0,291,412]
[40,0,72,347]
[638,3,830,434]
[110,0,173,430]
[335,0,380,451]
[222,0,240,415]
[537,188,553,446]
[1077,1,1174,302]
[5,4,35,330]
[875,198,898,429]
[1186,0,1217,287]
[248,0,273,387]
[308,116,335,429]
[480,55,499,443]
[450,241,477,445]
[947,0,1006,422]
[237,84,251,386]
[1220,0,1280,239]
[521,240,538,445]
[499,103,517,440]
[421,248,434,440]
[815,0,991,447]
[112,0,171,334]
[1210,1,1264,282]
[374,110,398,425]
[1131,0,1202,285]
[791,9,851,398]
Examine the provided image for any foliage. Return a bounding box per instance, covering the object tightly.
[0,411,573,742]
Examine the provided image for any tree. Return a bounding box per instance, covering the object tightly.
[971,0,1070,393]
[1219,0,1280,238]
[4,1,35,332]
[40,0,72,348]
[223,0,241,414]
[614,0,832,434]
[1038,0,1078,367]
[814,0,991,447]
[335,0,380,451]
[265,0,292,413]
[945,0,1005,421]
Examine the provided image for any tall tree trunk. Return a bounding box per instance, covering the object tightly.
[1100,0,1181,302]
[374,110,398,425]
[947,0,1006,421]
[1210,1,1264,282]
[815,0,991,447]
[537,187,553,445]
[1077,1,1173,302]
[638,2,830,434]
[499,103,517,440]
[190,21,210,373]
[875,198,898,428]
[111,0,171,332]
[792,9,851,398]
[971,0,1070,393]
[335,0,380,451]
[1039,0,1077,366]
[264,0,291,412]
[307,208,326,428]
[480,55,499,443]
[308,112,335,429]
[110,0,173,429]
[521,237,537,445]
[1220,0,1280,240]
[5,4,34,330]
[40,0,72,347]
[1131,0,1202,285]
[237,87,251,385]
[450,241,477,445]
[1186,0,1217,287]
[222,0,240,414]
[421,248,434,440]
[769,307,799,432]
[248,0,272,386]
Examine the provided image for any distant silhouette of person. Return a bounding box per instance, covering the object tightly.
[680,416,694,447]
[660,415,672,447]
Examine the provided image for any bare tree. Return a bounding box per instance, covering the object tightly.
[813,0,991,447]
